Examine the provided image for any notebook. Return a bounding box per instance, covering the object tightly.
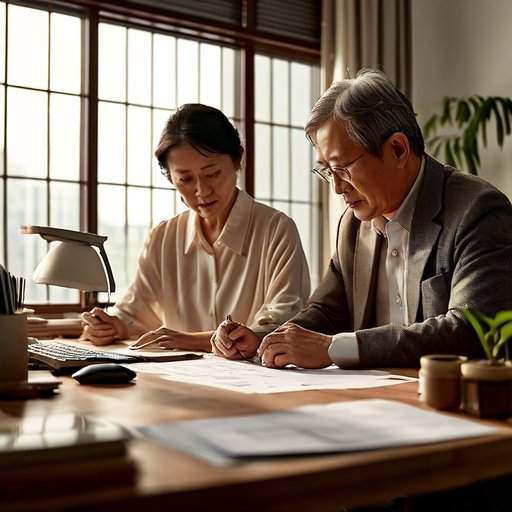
[0,413,137,503]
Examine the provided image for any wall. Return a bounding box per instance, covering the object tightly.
[412,0,512,197]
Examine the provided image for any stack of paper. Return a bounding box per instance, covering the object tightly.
[140,399,499,466]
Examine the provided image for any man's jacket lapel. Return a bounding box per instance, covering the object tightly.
[406,157,445,324]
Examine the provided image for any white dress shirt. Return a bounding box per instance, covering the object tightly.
[329,158,426,367]
[112,189,311,337]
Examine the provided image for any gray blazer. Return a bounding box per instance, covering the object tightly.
[292,155,512,367]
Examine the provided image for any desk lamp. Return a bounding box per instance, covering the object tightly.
[21,225,115,294]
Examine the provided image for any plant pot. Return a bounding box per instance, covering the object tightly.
[461,361,512,419]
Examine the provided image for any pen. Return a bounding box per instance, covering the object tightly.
[215,314,235,351]
[220,314,260,364]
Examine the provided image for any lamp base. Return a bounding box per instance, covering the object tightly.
[0,371,62,399]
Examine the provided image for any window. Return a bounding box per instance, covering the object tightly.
[254,54,320,285]
[96,24,241,303]
[0,1,320,311]
[0,3,82,304]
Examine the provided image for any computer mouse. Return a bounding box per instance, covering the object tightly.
[71,364,136,385]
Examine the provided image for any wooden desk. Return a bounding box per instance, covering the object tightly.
[2,354,512,511]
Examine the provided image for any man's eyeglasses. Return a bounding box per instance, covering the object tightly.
[311,153,365,183]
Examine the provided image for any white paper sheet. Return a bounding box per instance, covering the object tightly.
[140,399,499,465]
[130,355,416,393]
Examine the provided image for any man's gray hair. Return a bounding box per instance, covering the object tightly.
[305,69,424,157]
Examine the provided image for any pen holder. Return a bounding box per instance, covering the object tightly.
[419,354,467,411]
[0,313,28,391]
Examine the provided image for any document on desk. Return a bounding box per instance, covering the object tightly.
[140,399,499,465]
[110,344,204,362]
[129,356,416,393]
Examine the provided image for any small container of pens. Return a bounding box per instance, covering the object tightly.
[0,265,28,391]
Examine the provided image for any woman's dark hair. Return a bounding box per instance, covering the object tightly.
[155,103,244,181]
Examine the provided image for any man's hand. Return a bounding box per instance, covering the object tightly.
[258,323,333,369]
[129,327,212,351]
[211,319,260,360]
[80,307,126,346]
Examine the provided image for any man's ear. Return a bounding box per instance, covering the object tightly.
[388,132,410,163]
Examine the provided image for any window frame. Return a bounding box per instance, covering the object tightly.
[2,0,321,314]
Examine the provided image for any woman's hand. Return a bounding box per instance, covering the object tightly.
[258,323,332,369]
[211,319,260,360]
[130,327,213,352]
[80,307,126,346]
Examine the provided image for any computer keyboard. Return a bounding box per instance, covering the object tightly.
[28,341,143,371]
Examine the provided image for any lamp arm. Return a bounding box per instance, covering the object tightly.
[98,245,116,294]
[21,225,107,247]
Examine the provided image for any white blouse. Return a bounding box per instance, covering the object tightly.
[112,189,310,337]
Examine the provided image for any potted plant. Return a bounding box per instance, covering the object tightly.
[423,95,512,175]
[460,308,512,418]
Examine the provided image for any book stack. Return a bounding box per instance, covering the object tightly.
[0,413,137,508]
[27,316,84,339]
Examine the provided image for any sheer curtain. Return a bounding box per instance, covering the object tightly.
[319,0,412,270]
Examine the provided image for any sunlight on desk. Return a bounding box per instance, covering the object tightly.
[130,356,417,393]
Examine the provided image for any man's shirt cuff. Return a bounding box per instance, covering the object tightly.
[328,332,360,368]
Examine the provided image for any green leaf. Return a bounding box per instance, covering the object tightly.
[462,145,476,174]
[441,97,455,125]
[429,136,446,158]
[444,140,455,167]
[463,102,481,173]
[432,142,442,158]
[487,330,500,359]
[464,133,481,172]
[495,321,512,356]
[473,308,494,327]
[493,310,512,327]
[462,308,491,359]
[500,321,512,340]
[453,137,462,168]
[496,98,511,135]
[490,100,504,147]
[468,96,481,116]
[480,100,490,146]
[456,99,471,128]
[423,114,438,138]
[473,137,481,167]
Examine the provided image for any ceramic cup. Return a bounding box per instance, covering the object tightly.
[419,354,467,411]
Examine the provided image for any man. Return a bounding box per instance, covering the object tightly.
[212,68,512,369]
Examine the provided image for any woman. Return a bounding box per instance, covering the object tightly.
[81,104,310,351]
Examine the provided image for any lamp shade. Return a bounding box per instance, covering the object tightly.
[32,241,109,292]
[22,225,116,293]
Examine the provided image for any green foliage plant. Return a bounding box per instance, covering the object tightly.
[423,96,512,175]
[462,308,512,365]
